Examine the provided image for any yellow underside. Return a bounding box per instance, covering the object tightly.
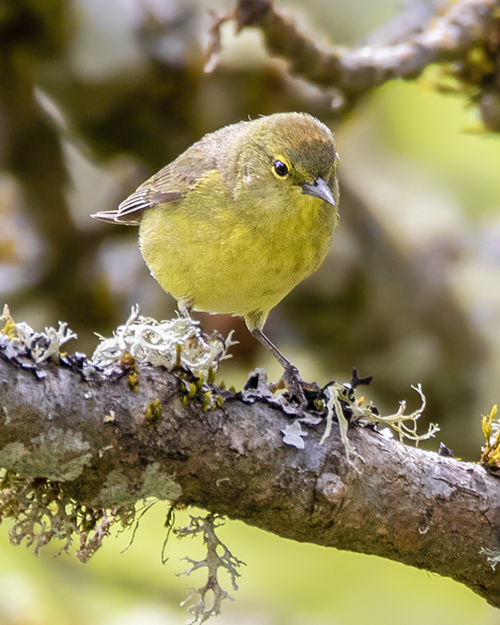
[138,171,337,330]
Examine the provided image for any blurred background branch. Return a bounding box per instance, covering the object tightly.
[223,0,499,111]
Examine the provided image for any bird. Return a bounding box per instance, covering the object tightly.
[92,112,340,405]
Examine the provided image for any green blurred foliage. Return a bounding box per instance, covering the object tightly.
[1,505,497,625]
[375,77,500,215]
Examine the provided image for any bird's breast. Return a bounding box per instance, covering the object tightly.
[138,187,337,317]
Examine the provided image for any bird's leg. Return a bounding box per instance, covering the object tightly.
[178,299,193,319]
[178,300,210,349]
[251,328,318,408]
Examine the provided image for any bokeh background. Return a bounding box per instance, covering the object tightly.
[1,0,499,623]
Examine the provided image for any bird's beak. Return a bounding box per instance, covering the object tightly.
[301,177,336,207]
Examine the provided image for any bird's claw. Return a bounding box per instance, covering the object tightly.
[281,365,321,409]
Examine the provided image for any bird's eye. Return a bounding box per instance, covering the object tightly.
[273,160,289,177]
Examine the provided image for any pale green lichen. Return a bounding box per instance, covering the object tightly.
[176,514,245,624]
[0,429,91,482]
[321,383,439,470]
[95,471,133,506]
[321,386,365,471]
[139,463,182,500]
[0,443,25,468]
[1,405,10,425]
[1,305,236,386]
[95,465,182,506]
[481,404,500,470]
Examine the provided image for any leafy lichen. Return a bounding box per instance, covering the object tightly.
[95,466,183,506]
[0,429,92,482]
[139,463,182,500]
[96,471,133,506]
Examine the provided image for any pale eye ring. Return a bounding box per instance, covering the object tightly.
[273,160,289,177]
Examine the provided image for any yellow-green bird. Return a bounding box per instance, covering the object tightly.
[92,112,339,404]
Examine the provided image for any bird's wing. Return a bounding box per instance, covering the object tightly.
[91,145,219,226]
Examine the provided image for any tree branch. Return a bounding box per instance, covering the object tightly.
[0,345,499,607]
[226,0,498,101]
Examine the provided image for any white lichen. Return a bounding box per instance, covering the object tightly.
[281,420,307,449]
[91,305,236,379]
[176,514,245,624]
[0,304,77,363]
[1,304,236,382]
[480,547,500,570]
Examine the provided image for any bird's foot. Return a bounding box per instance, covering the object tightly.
[280,364,321,409]
[177,303,211,349]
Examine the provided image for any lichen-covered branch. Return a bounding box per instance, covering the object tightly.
[217,0,499,109]
[0,323,500,608]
